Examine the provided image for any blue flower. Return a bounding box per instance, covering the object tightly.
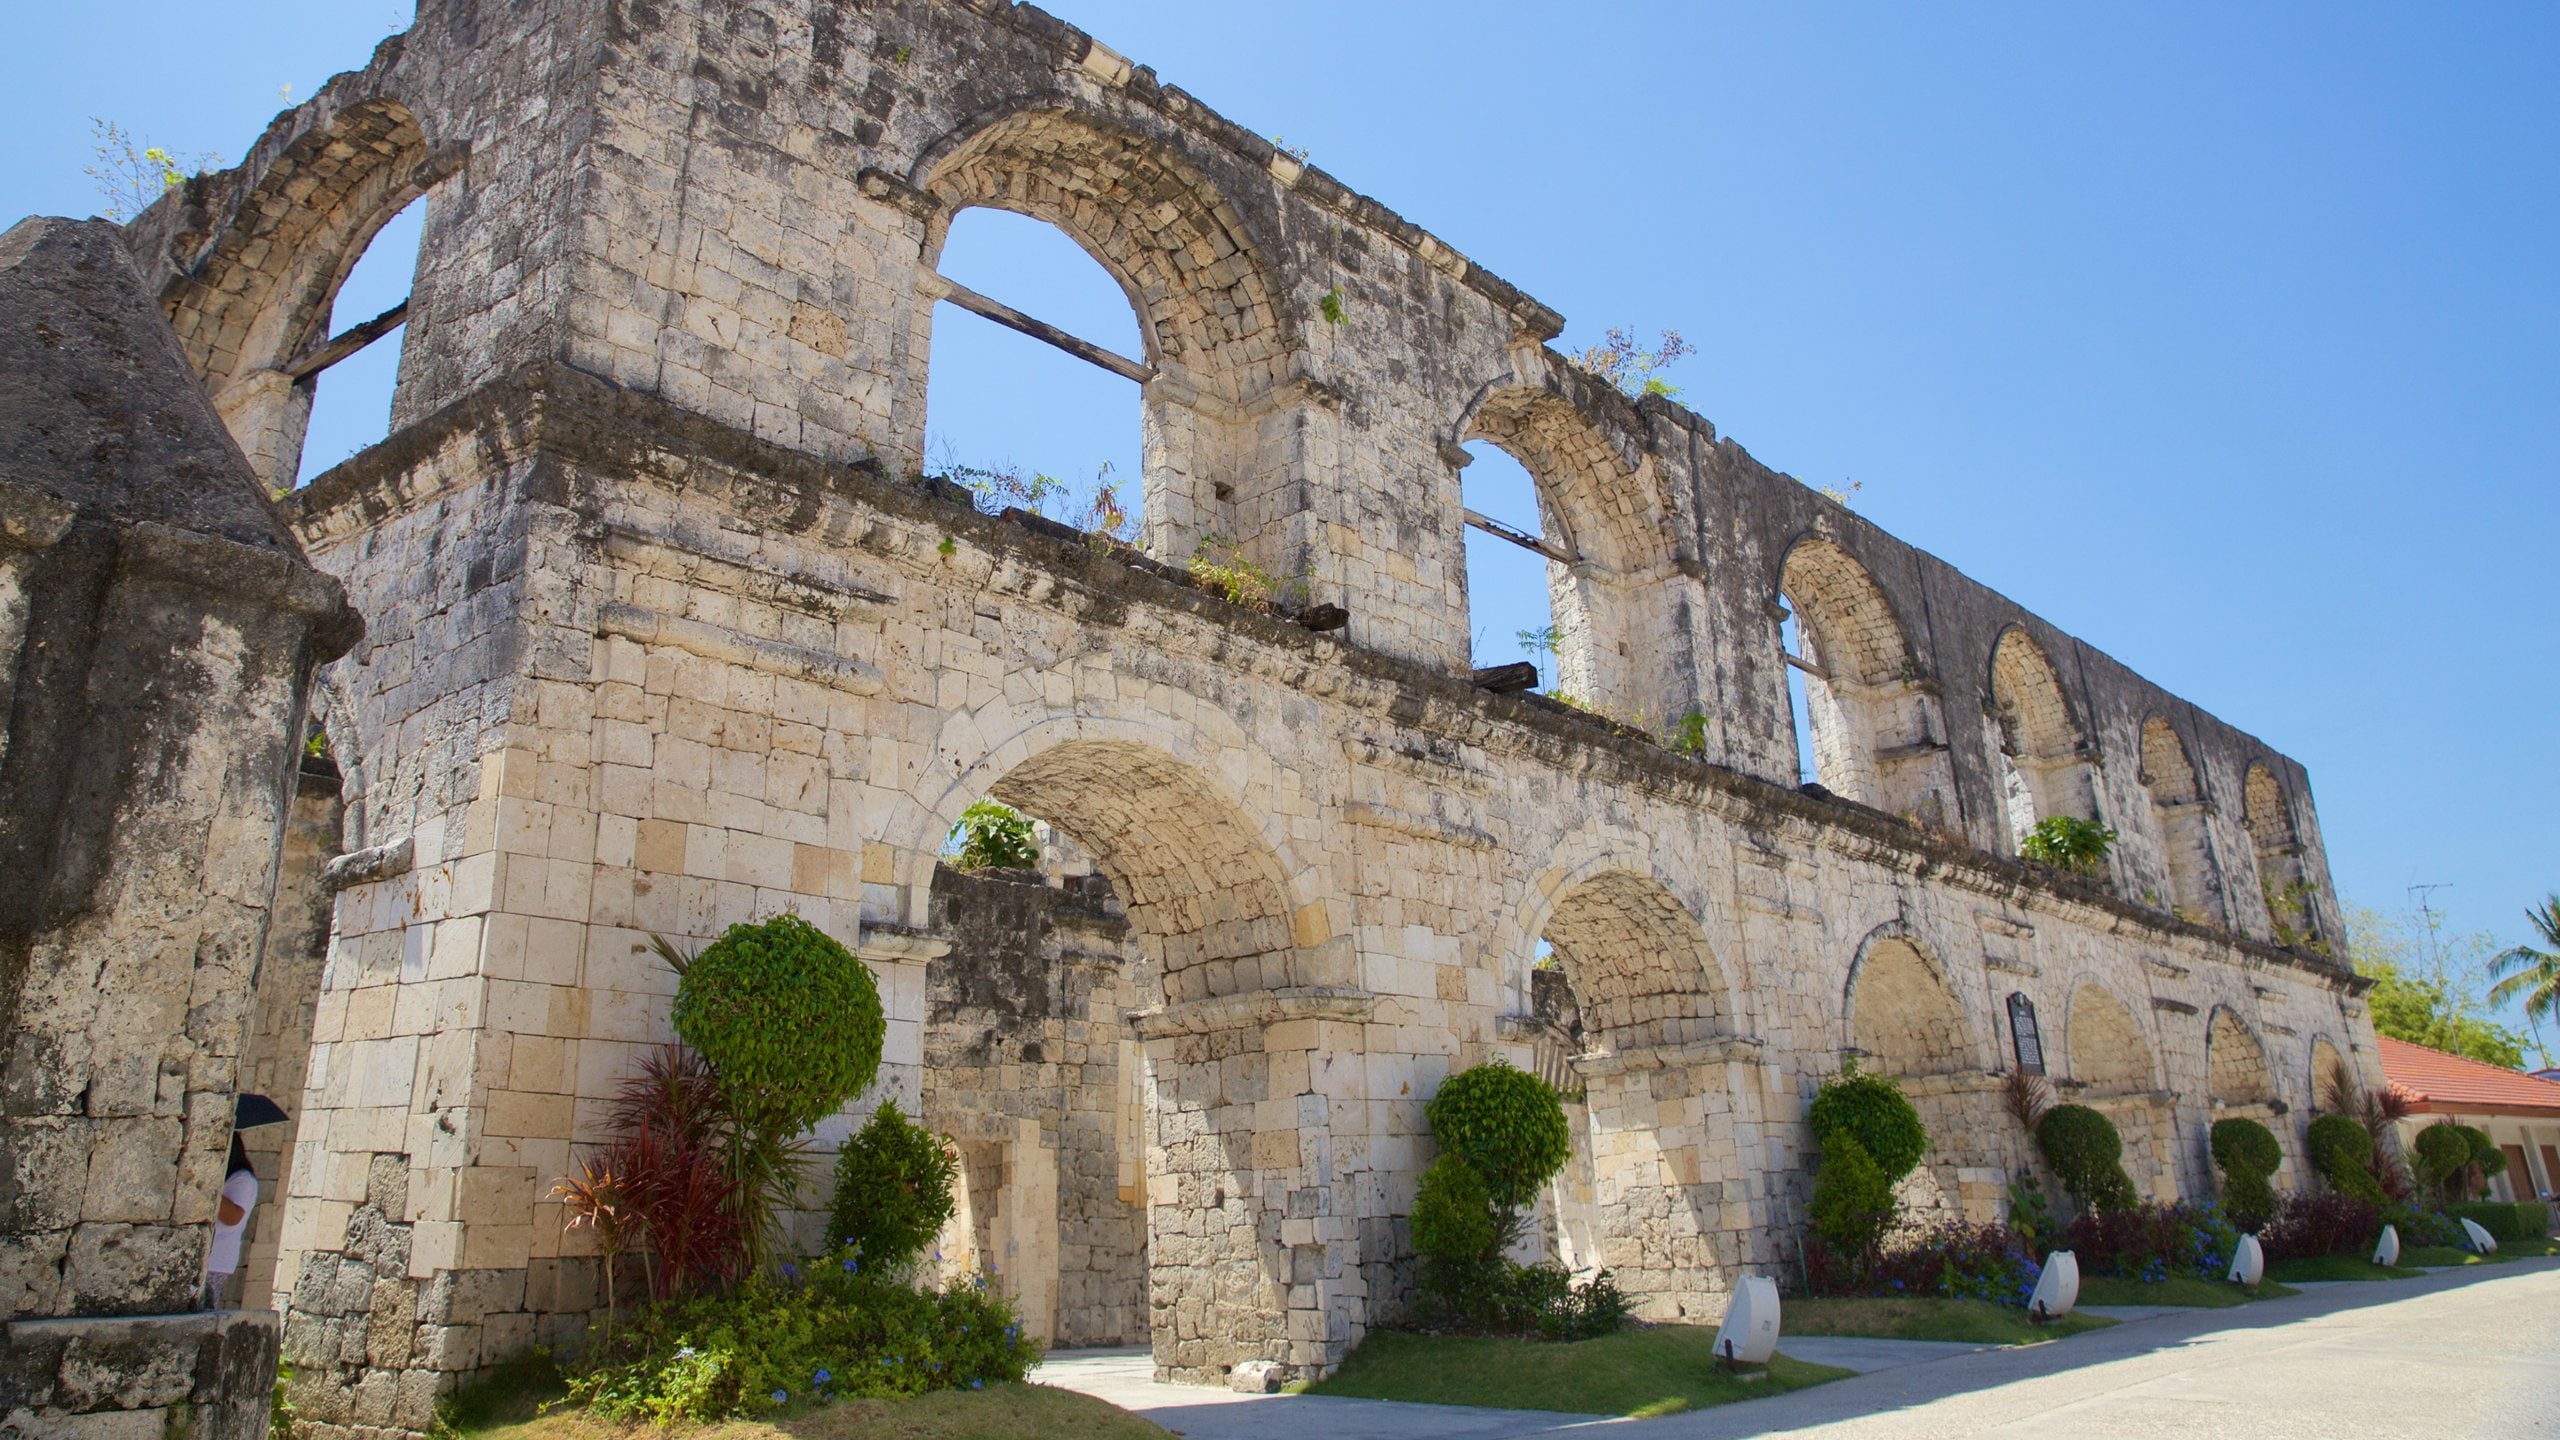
[781,1263,799,1280]
[770,1390,788,1404]
[814,1369,831,1385]
[844,1258,860,1272]
[971,1379,985,1391]
[676,1346,696,1359]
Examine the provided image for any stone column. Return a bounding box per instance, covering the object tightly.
[0,217,361,1440]
[1134,990,1372,1390]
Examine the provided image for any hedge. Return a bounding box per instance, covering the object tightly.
[2447,1201,2550,1243]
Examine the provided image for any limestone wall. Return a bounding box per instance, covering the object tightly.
[262,370,2372,1397]
[85,0,2382,1416]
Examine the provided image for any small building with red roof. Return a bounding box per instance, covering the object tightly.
[2377,1035,2560,1202]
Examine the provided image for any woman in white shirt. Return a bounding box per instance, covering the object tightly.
[203,1137,258,1308]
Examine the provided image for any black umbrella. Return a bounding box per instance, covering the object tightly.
[234,1093,289,1130]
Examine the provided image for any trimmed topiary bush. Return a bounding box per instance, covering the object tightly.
[1424,1060,1572,1212]
[1411,1153,1499,1265]
[2210,1117,2283,1231]
[1807,1062,1928,1184]
[828,1102,958,1274]
[1808,1134,1897,1256]
[2306,1113,2386,1204]
[673,913,885,1134]
[2456,1125,2506,1199]
[2411,1121,2473,1199]
[2037,1104,2138,1213]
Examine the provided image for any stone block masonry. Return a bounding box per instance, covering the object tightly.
[40,0,2382,1425]
[0,218,358,1439]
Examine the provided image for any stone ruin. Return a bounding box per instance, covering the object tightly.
[1,1,2384,1434]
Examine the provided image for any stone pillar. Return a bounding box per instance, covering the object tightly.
[1572,1039,1764,1322]
[1134,991,1371,1389]
[0,217,360,1440]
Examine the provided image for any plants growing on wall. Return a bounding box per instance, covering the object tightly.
[2209,1118,2283,1232]
[1408,1061,1625,1339]
[2036,1105,2138,1214]
[947,800,1040,872]
[2019,816,2117,878]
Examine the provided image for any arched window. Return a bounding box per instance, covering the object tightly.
[2206,1007,2277,1110]
[1458,440,1565,691]
[1454,379,1685,722]
[2244,764,2318,945]
[922,208,1143,539]
[292,195,427,486]
[919,110,1291,580]
[2138,716,2223,924]
[1776,538,1955,828]
[1986,627,2099,854]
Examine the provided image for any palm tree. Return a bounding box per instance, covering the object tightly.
[2486,894,2560,1068]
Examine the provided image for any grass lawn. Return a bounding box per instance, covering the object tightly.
[1304,1326,1852,1418]
[2075,1276,2298,1308]
[1780,1297,2114,1344]
[2404,1235,2560,1266]
[431,1354,1168,1440]
[2264,1255,2425,1283]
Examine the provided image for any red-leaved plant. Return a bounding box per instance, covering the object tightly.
[555,1045,745,1303]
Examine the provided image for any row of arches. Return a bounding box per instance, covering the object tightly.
[162,73,2322,959]
[1780,544,2319,943]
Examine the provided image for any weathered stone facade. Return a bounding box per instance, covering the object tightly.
[0,218,357,1439]
[72,0,2379,1419]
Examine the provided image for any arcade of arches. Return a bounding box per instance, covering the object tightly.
[44,3,2379,1428]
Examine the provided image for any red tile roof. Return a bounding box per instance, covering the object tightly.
[2378,1035,2560,1117]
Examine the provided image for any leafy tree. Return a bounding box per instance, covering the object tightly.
[1807,1062,1927,1183]
[2210,1117,2283,1231]
[1807,1135,1895,1254]
[2036,1104,2138,1213]
[2345,903,2530,1069]
[947,800,1039,871]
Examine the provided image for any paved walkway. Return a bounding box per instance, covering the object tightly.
[1035,1259,2560,1439]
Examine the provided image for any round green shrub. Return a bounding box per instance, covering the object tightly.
[2037,1104,2137,1212]
[1425,1061,1571,1212]
[2459,1124,2505,1178]
[2305,1113,2386,1203]
[1807,1065,1928,1184]
[828,1102,958,1273]
[1808,1134,1897,1255]
[1410,1153,1499,1264]
[2210,1117,2283,1230]
[2412,1121,2472,1195]
[673,914,885,1134]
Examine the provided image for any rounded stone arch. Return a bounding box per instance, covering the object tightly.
[1510,851,1735,1055]
[157,92,445,490]
[1774,536,1955,827]
[2307,1034,2348,1114]
[1449,366,1681,717]
[2243,762,2313,939]
[2137,714,2223,922]
[899,707,1338,1005]
[1985,625,2099,848]
[1842,923,1984,1079]
[2064,980,2160,1097]
[915,105,1296,568]
[2206,1005,2278,1108]
[304,668,372,852]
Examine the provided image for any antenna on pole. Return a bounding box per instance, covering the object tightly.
[2410,882,2452,969]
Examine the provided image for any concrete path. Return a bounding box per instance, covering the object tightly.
[1037,1258,2560,1439]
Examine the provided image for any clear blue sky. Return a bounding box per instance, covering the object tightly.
[5,4,2552,1036]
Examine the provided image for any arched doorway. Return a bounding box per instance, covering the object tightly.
[2064,982,2173,1201]
[1844,929,2001,1221]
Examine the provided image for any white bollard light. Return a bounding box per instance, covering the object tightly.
[2372,1224,2400,1267]
[2228,1233,2265,1286]
[1712,1274,1782,1366]
[2027,1250,2080,1321]
[2460,1217,2499,1254]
